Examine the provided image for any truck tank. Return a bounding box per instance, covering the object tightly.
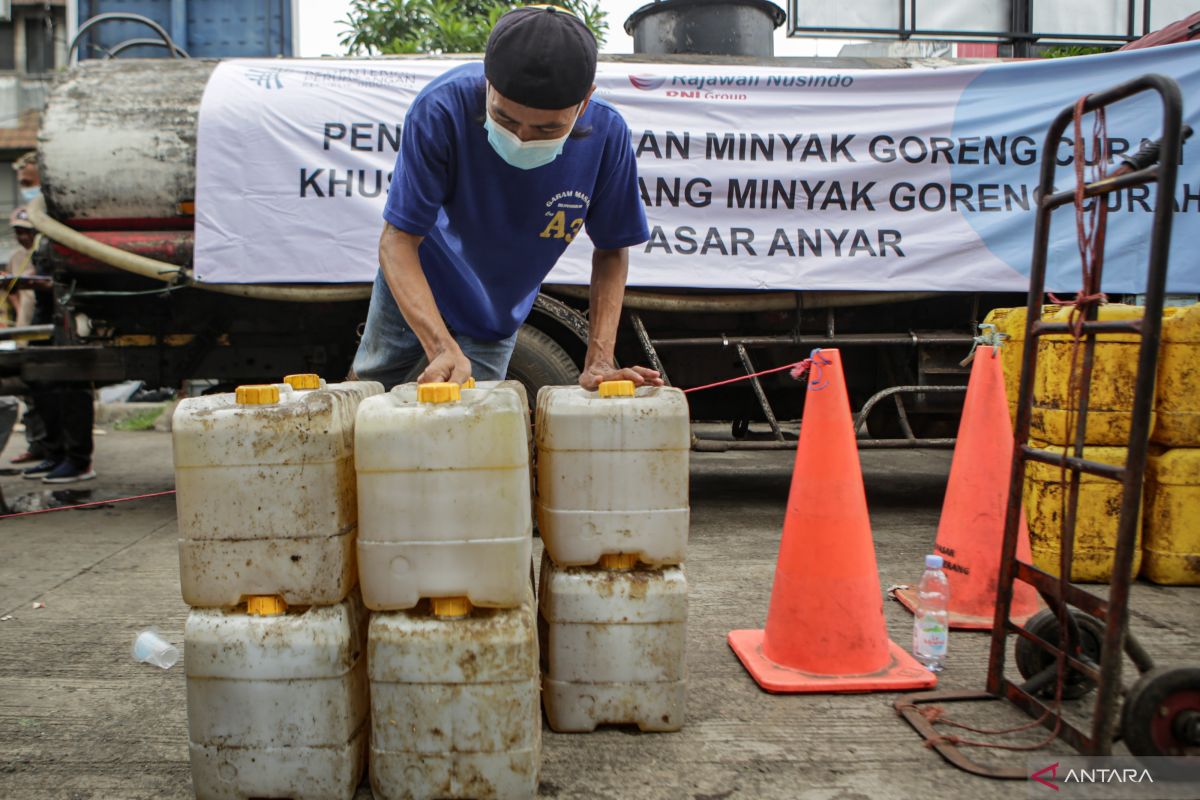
[29,55,1016,442]
[41,59,217,227]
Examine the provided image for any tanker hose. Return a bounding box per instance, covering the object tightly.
[25,195,372,303]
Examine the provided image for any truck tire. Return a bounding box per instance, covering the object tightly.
[507,325,581,402]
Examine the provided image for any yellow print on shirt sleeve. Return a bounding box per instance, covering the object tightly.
[539,211,585,243]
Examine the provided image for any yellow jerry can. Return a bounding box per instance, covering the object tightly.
[1023,442,1143,583]
[1142,447,1200,585]
[1153,305,1200,446]
[1031,304,1152,446]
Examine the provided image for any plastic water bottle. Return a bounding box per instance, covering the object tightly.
[912,554,949,672]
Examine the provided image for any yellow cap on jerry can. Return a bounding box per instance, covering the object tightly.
[235,384,280,405]
[245,595,287,616]
[283,373,320,390]
[431,596,472,618]
[598,380,635,398]
[599,552,639,570]
[418,382,461,404]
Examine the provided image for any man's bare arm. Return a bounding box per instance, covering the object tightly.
[579,246,663,391]
[378,223,471,383]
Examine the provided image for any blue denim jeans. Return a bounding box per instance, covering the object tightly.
[351,270,519,390]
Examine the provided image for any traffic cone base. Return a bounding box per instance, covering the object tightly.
[728,629,935,694]
[891,586,1039,631]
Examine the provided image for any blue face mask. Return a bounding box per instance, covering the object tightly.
[19,186,40,204]
[483,93,582,170]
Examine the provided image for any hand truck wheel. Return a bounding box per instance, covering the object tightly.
[1121,666,1200,780]
[1015,608,1105,699]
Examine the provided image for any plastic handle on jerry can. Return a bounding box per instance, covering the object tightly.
[598,380,635,398]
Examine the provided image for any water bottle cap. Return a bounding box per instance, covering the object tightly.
[925,554,944,569]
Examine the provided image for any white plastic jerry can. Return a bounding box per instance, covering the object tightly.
[536,381,691,567]
[185,592,369,800]
[355,381,532,611]
[369,591,541,800]
[538,552,688,733]
[173,376,383,607]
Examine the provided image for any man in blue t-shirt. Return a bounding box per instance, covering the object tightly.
[351,5,663,391]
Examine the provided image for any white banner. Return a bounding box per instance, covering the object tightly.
[195,44,1200,292]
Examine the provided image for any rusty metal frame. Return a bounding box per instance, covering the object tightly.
[896,74,1184,777]
[854,384,965,446]
[637,324,972,449]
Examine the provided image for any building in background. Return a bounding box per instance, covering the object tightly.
[784,0,1199,58]
[0,0,297,255]
[0,0,67,238]
[71,0,297,60]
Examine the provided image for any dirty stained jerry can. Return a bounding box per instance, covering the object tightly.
[355,381,531,611]
[368,589,541,800]
[981,304,1059,424]
[1153,304,1200,446]
[1142,447,1200,585]
[173,377,383,608]
[1031,304,1152,446]
[1023,442,1143,582]
[185,592,369,800]
[538,552,688,733]
[536,381,690,567]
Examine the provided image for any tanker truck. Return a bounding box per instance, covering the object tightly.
[10,39,1197,449]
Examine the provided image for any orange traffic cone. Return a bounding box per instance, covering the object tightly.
[728,349,936,693]
[894,345,1042,629]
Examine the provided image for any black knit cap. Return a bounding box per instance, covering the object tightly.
[484,6,598,110]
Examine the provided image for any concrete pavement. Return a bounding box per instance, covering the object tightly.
[0,429,1196,799]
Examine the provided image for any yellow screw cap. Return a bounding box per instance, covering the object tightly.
[417,382,461,404]
[431,596,472,618]
[235,384,280,405]
[246,595,287,616]
[463,378,476,388]
[599,552,639,570]
[598,380,635,398]
[283,373,320,390]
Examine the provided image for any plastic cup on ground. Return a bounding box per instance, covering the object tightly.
[132,629,179,669]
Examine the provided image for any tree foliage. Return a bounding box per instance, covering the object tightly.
[339,0,608,55]
[1038,44,1117,58]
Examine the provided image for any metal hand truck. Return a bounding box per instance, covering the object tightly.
[896,73,1199,779]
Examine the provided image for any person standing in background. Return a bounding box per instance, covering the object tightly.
[8,153,49,465]
[7,153,97,483]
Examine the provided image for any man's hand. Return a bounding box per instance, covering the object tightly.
[418,346,472,385]
[579,361,663,391]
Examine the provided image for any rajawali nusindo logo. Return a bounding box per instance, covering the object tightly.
[628,71,854,102]
[628,74,666,91]
[1026,756,1199,798]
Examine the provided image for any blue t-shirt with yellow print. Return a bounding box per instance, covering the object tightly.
[382,63,649,341]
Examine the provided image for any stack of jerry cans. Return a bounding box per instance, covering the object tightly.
[356,381,540,800]
[174,375,382,800]
[1024,304,1147,581]
[535,380,691,732]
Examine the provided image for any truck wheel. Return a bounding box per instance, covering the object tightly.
[506,325,581,403]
